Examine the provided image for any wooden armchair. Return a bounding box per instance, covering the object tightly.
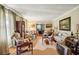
[16,39,33,55]
[42,32,56,45]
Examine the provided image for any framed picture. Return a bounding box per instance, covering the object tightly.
[59,17,71,31]
[46,24,52,28]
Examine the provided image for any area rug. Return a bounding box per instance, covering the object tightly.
[33,39,56,50]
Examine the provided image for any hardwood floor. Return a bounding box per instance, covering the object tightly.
[33,48,59,55]
[9,35,59,55]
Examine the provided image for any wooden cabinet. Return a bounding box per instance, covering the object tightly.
[16,21,21,34]
[16,21,25,38]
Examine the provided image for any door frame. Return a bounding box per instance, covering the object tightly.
[36,24,45,34]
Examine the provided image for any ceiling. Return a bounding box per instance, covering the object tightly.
[5,4,79,23]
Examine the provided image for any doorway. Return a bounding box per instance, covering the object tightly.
[36,24,44,34]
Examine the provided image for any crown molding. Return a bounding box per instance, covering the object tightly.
[53,5,79,20]
[2,4,23,17]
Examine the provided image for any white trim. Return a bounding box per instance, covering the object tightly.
[2,4,23,17]
[53,5,79,20]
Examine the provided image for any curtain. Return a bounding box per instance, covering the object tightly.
[0,5,16,54]
[0,5,8,54]
[6,9,16,47]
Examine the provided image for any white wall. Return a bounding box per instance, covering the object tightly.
[26,20,53,31]
[53,6,79,35]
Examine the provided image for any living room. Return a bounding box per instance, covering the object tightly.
[0,4,79,55]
